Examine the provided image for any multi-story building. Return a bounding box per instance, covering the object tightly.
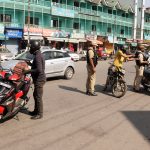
[0,0,149,54]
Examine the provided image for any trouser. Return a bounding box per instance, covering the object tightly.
[133,65,144,91]
[86,65,96,93]
[33,81,45,116]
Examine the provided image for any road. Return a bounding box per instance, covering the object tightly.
[0,60,150,150]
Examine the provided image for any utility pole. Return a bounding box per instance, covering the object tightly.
[113,15,116,55]
[27,0,30,50]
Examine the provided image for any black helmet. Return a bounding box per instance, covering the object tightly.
[120,45,128,53]
[29,41,41,54]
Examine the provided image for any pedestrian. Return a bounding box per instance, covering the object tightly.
[24,41,46,120]
[86,40,98,96]
[133,44,148,92]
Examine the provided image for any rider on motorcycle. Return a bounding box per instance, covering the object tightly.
[103,45,133,91]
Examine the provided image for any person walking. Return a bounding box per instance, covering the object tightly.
[86,40,98,96]
[25,41,46,120]
[133,45,148,92]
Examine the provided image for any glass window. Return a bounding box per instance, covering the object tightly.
[43,51,53,60]
[53,51,64,59]
[15,51,34,60]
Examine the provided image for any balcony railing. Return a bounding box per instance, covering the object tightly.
[0,0,51,7]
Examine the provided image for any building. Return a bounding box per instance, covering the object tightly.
[0,0,149,54]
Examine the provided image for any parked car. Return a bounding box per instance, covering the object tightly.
[79,50,87,61]
[96,49,109,60]
[0,47,14,61]
[67,52,80,61]
[1,49,75,80]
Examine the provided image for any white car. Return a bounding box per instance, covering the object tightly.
[0,47,14,61]
[1,49,75,80]
[67,52,80,61]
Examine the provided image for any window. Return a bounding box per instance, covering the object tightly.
[25,17,39,25]
[53,51,64,59]
[107,27,111,33]
[43,51,53,60]
[92,5,97,11]
[121,29,124,35]
[0,14,11,22]
[52,20,62,28]
[73,22,80,29]
[122,13,125,17]
[108,9,112,14]
[74,1,79,7]
[92,25,96,31]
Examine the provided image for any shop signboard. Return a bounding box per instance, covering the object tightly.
[51,6,75,18]
[5,28,23,38]
[24,26,42,36]
[144,35,150,40]
[43,28,70,38]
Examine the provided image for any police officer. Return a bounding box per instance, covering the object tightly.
[133,45,148,92]
[86,40,98,96]
[25,41,46,120]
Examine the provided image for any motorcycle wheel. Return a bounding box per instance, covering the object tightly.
[112,80,127,98]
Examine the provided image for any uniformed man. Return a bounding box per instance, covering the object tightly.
[133,45,148,92]
[86,41,98,96]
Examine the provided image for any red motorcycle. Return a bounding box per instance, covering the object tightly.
[0,65,31,121]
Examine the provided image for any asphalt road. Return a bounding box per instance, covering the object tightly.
[0,60,150,150]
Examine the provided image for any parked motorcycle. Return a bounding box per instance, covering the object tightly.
[106,65,127,98]
[0,67,31,121]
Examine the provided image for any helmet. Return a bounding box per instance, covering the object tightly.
[120,45,128,53]
[29,41,41,54]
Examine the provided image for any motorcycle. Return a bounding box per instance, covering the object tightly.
[141,54,150,91]
[106,65,127,98]
[0,67,31,121]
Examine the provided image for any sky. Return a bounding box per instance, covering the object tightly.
[145,0,150,7]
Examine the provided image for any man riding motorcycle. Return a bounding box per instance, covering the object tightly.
[103,45,133,91]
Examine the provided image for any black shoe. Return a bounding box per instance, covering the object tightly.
[28,111,37,116]
[89,92,97,96]
[86,91,89,95]
[31,115,43,120]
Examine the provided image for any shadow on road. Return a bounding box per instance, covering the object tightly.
[95,84,114,97]
[122,111,150,141]
[127,85,150,96]
[59,85,85,95]
[19,107,30,116]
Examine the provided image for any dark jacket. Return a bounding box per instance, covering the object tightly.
[87,47,98,67]
[29,50,46,82]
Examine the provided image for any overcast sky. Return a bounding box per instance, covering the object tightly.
[145,0,150,7]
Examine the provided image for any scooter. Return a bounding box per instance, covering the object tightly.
[0,68,31,121]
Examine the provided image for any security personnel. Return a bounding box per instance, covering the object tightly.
[133,45,148,92]
[25,41,46,120]
[86,41,98,96]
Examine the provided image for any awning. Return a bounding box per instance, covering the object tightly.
[69,39,79,43]
[47,37,68,42]
[88,40,103,45]
[24,36,43,40]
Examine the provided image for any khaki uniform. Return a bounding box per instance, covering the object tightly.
[133,53,145,91]
[86,48,96,93]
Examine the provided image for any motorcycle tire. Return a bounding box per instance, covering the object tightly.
[112,80,127,98]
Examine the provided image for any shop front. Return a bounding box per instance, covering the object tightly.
[5,27,23,55]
